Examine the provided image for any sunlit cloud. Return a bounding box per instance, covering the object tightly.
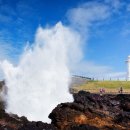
[67,0,126,79]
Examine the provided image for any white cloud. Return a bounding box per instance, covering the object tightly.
[0,0,126,80]
[67,1,126,79]
[67,2,110,29]
[71,61,126,80]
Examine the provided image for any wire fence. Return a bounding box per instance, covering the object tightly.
[92,77,129,81]
[72,74,129,81]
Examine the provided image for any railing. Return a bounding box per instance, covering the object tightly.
[72,75,129,81]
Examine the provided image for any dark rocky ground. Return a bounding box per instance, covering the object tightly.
[0,83,130,130]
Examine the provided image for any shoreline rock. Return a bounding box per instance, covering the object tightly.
[0,91,130,130]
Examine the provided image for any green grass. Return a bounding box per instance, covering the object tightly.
[72,80,130,94]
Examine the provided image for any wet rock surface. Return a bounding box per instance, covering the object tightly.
[49,91,130,130]
[0,91,130,130]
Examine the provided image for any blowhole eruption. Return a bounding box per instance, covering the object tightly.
[0,22,81,122]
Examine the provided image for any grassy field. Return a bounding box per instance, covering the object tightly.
[72,80,130,94]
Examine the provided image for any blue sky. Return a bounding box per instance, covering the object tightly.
[0,0,130,79]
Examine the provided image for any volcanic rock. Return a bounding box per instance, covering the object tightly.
[49,91,130,130]
[0,90,130,130]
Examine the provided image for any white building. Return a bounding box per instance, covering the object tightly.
[126,55,130,80]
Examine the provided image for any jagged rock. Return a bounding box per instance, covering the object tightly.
[0,90,130,130]
[49,91,130,130]
[49,103,88,129]
[18,122,58,130]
